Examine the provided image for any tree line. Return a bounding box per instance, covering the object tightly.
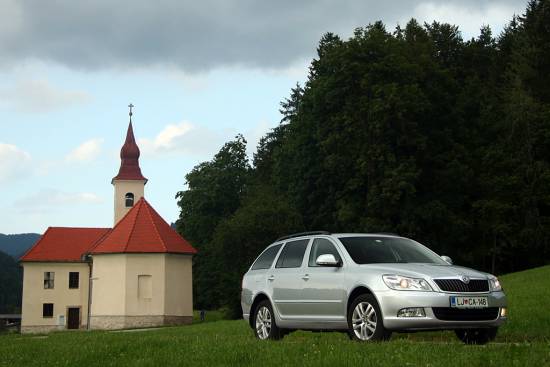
[175,0,550,318]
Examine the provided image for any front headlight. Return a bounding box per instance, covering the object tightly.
[489,276,502,291]
[382,275,433,291]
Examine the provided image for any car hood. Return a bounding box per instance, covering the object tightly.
[359,263,490,279]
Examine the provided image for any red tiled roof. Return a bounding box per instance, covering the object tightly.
[112,121,147,182]
[20,227,111,262]
[91,197,197,255]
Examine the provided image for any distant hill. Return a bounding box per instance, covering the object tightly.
[0,233,41,259]
[0,250,22,313]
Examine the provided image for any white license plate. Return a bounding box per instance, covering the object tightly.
[450,296,488,309]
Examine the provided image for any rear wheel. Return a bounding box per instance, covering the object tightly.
[455,327,498,344]
[253,300,283,340]
[347,294,392,341]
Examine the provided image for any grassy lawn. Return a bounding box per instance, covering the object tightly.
[1,266,549,366]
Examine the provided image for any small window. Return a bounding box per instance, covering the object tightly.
[138,275,152,299]
[44,272,55,289]
[308,238,342,267]
[251,244,282,270]
[275,239,309,268]
[125,193,135,207]
[43,303,54,318]
[69,272,79,289]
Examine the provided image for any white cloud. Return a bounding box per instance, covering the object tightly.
[14,188,103,212]
[139,121,229,157]
[0,79,91,113]
[0,143,32,185]
[411,2,521,38]
[66,138,104,162]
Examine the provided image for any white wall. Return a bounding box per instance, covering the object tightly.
[21,262,90,330]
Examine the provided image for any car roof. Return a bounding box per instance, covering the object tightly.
[272,232,403,245]
[333,233,402,238]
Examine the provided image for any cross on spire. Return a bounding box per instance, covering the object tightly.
[128,103,134,121]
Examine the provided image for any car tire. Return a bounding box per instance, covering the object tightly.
[253,300,283,340]
[455,327,498,345]
[347,294,392,342]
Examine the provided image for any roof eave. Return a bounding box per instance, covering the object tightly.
[20,259,89,263]
[90,251,197,256]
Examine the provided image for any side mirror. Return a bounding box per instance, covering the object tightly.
[441,255,453,265]
[316,254,341,267]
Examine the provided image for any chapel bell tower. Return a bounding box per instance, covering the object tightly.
[112,104,147,224]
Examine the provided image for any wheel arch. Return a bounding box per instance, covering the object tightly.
[346,285,381,315]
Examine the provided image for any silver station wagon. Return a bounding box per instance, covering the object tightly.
[241,232,507,344]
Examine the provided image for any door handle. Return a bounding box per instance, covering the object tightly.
[302,274,310,281]
[268,275,275,281]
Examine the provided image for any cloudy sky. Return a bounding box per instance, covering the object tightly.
[0,0,526,234]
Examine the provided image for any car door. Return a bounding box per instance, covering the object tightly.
[242,243,283,315]
[300,237,347,322]
[269,238,310,320]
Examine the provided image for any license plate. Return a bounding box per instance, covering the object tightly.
[450,296,488,309]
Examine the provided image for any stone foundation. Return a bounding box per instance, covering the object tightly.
[21,325,65,334]
[90,315,192,330]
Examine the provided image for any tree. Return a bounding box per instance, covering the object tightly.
[175,135,251,309]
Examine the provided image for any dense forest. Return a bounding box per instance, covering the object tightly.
[0,251,23,314]
[176,0,550,317]
[0,234,39,313]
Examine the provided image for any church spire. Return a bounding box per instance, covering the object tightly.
[112,104,147,224]
[112,104,147,183]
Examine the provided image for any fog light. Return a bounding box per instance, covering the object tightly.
[500,308,507,317]
[397,307,426,317]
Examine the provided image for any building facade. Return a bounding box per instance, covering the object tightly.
[20,113,197,333]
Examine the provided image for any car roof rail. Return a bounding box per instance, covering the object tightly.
[276,231,331,242]
[370,232,399,236]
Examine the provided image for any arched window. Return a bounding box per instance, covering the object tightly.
[125,193,135,207]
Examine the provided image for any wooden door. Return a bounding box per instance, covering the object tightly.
[67,307,80,329]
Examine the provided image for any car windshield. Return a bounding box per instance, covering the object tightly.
[338,236,447,265]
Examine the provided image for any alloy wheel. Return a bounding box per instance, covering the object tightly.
[255,306,272,340]
[352,301,377,340]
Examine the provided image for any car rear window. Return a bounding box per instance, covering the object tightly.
[275,239,309,268]
[251,244,282,270]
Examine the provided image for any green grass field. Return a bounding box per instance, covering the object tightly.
[1,266,549,366]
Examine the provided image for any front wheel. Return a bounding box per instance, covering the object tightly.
[455,327,498,344]
[347,294,392,341]
[252,300,283,340]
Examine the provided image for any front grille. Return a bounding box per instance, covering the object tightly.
[434,279,489,292]
[432,307,499,321]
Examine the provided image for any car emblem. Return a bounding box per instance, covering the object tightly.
[461,276,470,284]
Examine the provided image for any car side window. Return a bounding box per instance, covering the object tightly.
[308,238,342,267]
[251,244,282,270]
[275,239,309,268]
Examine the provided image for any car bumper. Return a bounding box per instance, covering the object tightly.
[376,289,507,331]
